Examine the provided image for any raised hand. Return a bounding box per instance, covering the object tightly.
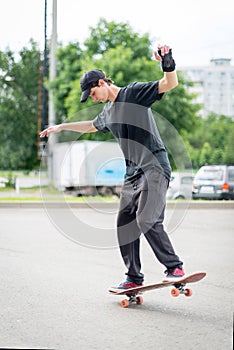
[154,45,171,62]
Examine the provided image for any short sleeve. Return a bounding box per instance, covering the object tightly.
[92,104,110,134]
[132,81,164,107]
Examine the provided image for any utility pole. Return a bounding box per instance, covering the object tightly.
[48,0,57,183]
[38,0,48,163]
[42,0,48,133]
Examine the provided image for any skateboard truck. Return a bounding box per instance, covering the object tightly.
[121,293,144,308]
[171,282,193,297]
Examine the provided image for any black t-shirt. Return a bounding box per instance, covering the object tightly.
[93,81,171,181]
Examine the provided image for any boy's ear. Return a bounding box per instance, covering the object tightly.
[99,79,105,86]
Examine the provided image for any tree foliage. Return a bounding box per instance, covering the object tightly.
[84,18,152,60]
[187,113,234,167]
[48,42,83,119]
[0,40,40,169]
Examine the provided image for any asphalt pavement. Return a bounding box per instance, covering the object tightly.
[0,204,233,350]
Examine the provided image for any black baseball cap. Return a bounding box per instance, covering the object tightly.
[80,69,105,102]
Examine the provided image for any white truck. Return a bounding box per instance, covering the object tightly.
[52,140,126,196]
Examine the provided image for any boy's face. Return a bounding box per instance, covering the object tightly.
[89,80,108,103]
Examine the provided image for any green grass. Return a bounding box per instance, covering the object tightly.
[0,196,119,202]
[0,185,120,202]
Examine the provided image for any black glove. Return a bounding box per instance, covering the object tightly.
[158,49,176,72]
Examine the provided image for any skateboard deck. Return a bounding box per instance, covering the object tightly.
[109,272,206,308]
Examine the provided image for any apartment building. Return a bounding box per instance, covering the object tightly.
[179,58,234,119]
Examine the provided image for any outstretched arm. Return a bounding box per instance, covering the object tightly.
[40,120,97,138]
[154,45,178,93]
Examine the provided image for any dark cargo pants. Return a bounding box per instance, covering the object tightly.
[117,168,183,284]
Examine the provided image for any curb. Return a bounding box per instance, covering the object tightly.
[0,200,233,209]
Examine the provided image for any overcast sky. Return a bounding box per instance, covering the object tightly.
[0,0,233,67]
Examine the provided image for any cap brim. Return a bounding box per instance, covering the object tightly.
[80,88,90,103]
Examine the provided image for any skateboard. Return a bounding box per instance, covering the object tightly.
[109,272,206,308]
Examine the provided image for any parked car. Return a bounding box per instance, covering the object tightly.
[166,172,194,200]
[192,165,234,200]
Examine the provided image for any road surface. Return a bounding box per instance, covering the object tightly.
[0,205,233,349]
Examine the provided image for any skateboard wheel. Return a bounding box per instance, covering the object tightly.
[120,299,129,308]
[185,288,192,297]
[171,288,180,297]
[136,296,144,305]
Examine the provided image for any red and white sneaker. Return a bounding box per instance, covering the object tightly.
[163,267,185,282]
[109,279,143,293]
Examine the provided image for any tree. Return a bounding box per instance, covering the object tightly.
[84,18,152,60]
[199,142,212,166]
[210,148,224,164]
[154,72,201,136]
[48,42,83,120]
[0,40,40,170]
[187,113,234,167]
[223,124,234,164]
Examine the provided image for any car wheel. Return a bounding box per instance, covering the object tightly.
[175,195,185,200]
